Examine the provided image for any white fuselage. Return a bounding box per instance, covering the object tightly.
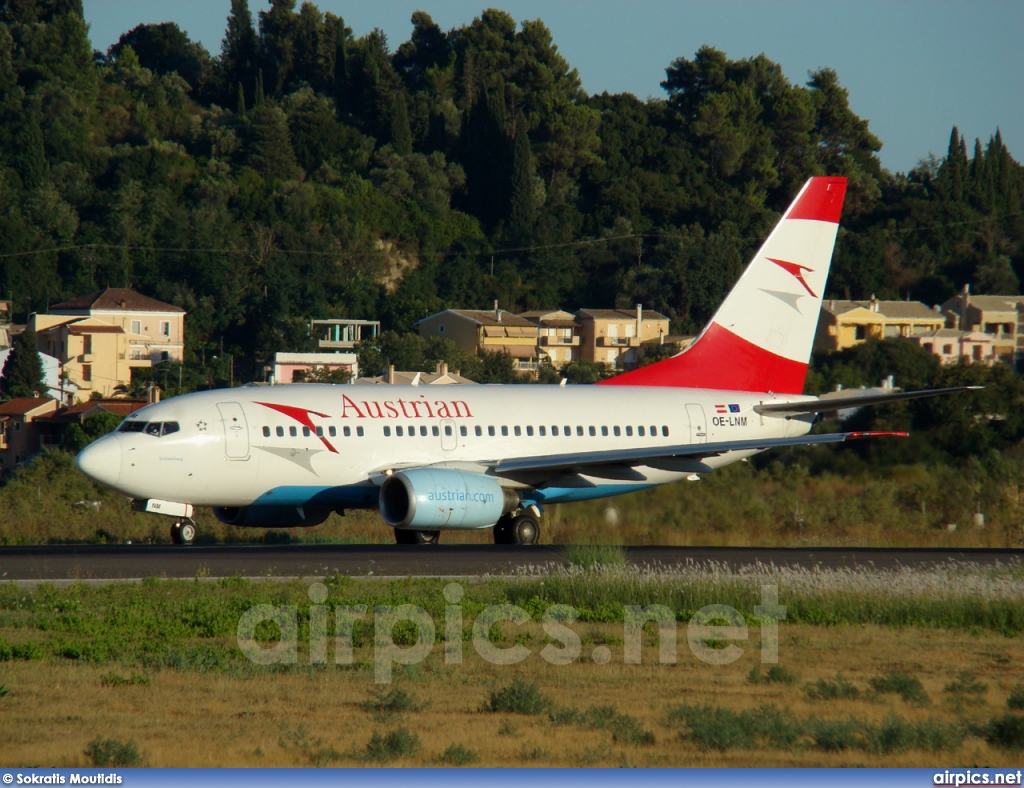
[80,383,812,512]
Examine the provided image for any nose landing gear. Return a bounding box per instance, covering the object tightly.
[170,518,197,545]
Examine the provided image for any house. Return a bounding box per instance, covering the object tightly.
[269,352,358,384]
[909,328,997,365]
[0,397,58,473]
[415,308,540,374]
[814,298,946,353]
[353,361,477,386]
[574,306,670,370]
[310,318,380,350]
[941,287,1024,367]
[32,288,186,399]
[518,310,580,369]
[0,347,78,405]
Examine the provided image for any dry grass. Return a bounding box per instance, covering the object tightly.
[1,622,1021,767]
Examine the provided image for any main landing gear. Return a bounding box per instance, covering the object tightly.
[393,528,440,545]
[170,518,197,545]
[493,509,540,545]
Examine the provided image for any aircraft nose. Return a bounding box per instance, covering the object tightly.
[76,435,122,488]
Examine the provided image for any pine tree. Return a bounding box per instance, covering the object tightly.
[0,325,45,399]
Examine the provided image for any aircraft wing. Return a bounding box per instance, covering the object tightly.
[753,386,982,416]
[490,430,905,475]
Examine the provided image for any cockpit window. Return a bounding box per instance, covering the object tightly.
[118,420,180,437]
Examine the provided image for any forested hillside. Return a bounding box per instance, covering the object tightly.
[1,0,1022,384]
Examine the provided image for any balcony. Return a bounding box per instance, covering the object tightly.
[597,336,640,347]
[539,335,579,347]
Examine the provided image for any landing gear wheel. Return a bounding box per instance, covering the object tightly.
[510,514,540,545]
[393,528,440,545]
[170,519,196,545]
[493,513,540,545]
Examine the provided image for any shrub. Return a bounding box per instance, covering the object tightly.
[870,671,930,706]
[944,671,987,698]
[437,743,479,766]
[748,665,799,685]
[360,687,427,721]
[85,738,143,767]
[982,714,1024,751]
[806,675,860,701]
[667,704,756,751]
[364,727,420,762]
[1006,684,1024,711]
[485,678,550,715]
[806,717,862,752]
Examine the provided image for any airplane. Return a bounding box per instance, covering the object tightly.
[75,176,976,545]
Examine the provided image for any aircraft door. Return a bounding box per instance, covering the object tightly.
[217,402,250,460]
[685,404,707,444]
[439,419,457,451]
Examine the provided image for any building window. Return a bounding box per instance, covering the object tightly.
[438,324,445,334]
[131,320,141,335]
[943,344,953,354]
[161,351,170,362]
[855,325,867,340]
[160,321,170,337]
[83,335,92,354]
[82,365,91,382]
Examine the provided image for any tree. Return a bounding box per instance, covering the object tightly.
[0,326,45,398]
[292,364,351,384]
[221,0,259,106]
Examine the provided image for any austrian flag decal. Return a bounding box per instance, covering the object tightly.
[714,404,741,413]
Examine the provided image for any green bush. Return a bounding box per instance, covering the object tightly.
[360,687,427,721]
[364,727,420,762]
[85,738,143,767]
[870,671,930,706]
[982,714,1024,751]
[437,743,479,766]
[1006,684,1024,711]
[806,717,862,752]
[806,675,861,701]
[485,678,550,715]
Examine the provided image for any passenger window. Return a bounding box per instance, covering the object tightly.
[601,426,609,436]
[638,426,645,437]
[650,425,657,436]
[501,426,509,437]
[356,427,364,437]
[432,426,439,437]
[162,422,180,436]
[445,425,453,437]
[625,426,633,437]
[576,426,583,436]
[315,426,323,437]
[289,426,297,437]
[613,426,621,437]
[564,426,571,437]
[488,426,495,437]
[302,426,311,437]
[460,426,467,437]
[420,426,427,436]
[329,426,336,437]
[539,426,547,436]
[475,426,482,437]
[343,426,351,437]
[552,426,559,436]
[514,426,521,437]
[276,426,284,437]
[145,422,162,436]
[384,426,391,437]
[662,426,670,437]
[526,426,534,436]
[589,426,596,436]
[396,426,404,437]
[262,426,270,437]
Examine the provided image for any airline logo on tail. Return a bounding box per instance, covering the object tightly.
[600,176,847,394]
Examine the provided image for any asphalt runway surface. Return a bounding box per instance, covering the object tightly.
[0,544,1020,583]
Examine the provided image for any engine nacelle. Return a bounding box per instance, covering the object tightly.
[212,505,331,528]
[380,469,518,530]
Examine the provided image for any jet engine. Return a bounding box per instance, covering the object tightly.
[212,505,331,528]
[380,469,519,530]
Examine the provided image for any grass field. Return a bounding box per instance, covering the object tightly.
[1,563,1022,767]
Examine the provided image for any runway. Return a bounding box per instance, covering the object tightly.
[0,544,1020,583]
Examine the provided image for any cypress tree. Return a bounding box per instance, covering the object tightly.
[508,110,536,237]
[1,326,45,399]
[390,92,412,155]
[221,0,258,105]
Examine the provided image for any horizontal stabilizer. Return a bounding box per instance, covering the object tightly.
[753,386,982,416]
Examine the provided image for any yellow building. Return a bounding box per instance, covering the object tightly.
[518,310,580,369]
[575,307,670,370]
[0,397,57,473]
[32,288,186,399]
[415,309,540,374]
[814,299,945,353]
[941,289,1024,367]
